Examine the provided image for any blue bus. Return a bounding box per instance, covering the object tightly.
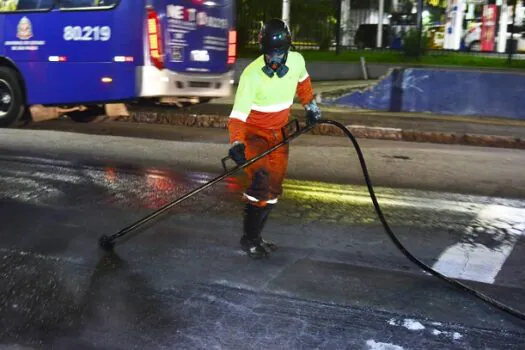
[0,0,237,127]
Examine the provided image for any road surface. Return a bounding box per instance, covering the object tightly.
[1,121,525,349]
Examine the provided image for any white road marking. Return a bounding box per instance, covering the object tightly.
[388,318,425,331]
[432,205,525,284]
[366,340,405,350]
[388,317,464,341]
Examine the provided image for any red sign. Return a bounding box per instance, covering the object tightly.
[481,5,497,52]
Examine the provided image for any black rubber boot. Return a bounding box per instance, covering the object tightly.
[259,204,278,252]
[240,235,268,259]
[240,203,270,259]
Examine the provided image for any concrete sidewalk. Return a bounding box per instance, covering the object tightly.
[121,80,525,150]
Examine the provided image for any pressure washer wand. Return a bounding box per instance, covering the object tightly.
[99,119,312,251]
[97,117,525,322]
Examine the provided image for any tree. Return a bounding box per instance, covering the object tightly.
[236,0,340,50]
[235,0,281,49]
[290,0,337,49]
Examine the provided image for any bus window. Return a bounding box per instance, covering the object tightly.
[58,0,118,9]
[0,0,53,12]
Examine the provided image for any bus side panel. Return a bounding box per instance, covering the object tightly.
[17,62,136,105]
[3,3,145,105]
[0,15,5,56]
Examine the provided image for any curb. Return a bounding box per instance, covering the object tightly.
[153,101,525,127]
[120,109,525,150]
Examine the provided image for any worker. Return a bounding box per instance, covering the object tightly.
[226,18,322,259]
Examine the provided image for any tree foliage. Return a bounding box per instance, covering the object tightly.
[235,0,338,49]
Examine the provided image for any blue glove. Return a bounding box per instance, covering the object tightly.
[228,141,246,166]
[305,100,322,125]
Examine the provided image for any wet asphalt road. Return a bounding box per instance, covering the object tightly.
[1,124,525,349]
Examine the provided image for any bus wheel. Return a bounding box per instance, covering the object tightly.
[0,67,25,128]
[67,106,104,123]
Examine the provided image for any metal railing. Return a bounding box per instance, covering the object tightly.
[236,0,525,61]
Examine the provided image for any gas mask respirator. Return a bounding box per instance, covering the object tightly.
[262,52,289,78]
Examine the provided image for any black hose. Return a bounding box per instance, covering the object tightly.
[321,119,525,322]
[100,116,525,323]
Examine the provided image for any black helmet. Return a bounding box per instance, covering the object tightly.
[258,18,292,55]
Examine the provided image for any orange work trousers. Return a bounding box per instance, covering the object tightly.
[242,124,289,207]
